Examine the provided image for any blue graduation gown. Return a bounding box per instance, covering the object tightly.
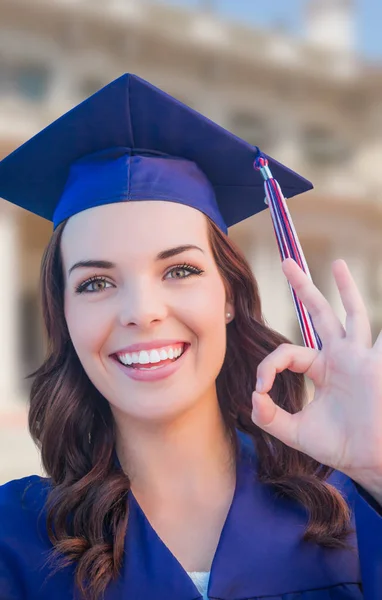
[0,431,381,600]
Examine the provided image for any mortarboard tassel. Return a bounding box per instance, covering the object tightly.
[254,154,322,351]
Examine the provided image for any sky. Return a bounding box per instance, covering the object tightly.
[161,0,382,61]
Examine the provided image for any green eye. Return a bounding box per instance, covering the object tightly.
[75,276,114,294]
[166,264,204,280]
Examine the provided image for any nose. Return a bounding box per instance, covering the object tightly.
[118,279,168,329]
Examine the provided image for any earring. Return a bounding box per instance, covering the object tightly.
[226,312,232,320]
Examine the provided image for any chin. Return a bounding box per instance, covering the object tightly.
[109,393,197,425]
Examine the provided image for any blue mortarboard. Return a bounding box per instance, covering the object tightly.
[0,73,312,234]
[0,73,320,349]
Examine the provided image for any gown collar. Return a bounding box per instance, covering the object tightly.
[107,430,360,600]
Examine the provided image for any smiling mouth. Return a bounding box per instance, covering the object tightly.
[112,343,189,371]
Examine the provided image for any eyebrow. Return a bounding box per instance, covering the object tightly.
[68,244,204,276]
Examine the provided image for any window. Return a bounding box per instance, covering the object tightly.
[230,111,272,152]
[0,63,9,93]
[79,76,108,100]
[302,125,352,167]
[13,64,50,101]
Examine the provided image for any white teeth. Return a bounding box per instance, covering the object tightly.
[149,349,161,363]
[116,344,185,367]
[118,354,130,366]
[159,349,168,361]
[138,351,150,364]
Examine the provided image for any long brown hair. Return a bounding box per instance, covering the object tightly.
[29,217,351,600]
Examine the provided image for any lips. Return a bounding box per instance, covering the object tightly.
[110,343,190,382]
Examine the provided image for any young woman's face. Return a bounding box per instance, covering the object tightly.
[61,201,233,423]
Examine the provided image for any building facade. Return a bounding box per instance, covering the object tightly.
[0,0,382,420]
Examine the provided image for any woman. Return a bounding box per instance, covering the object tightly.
[0,73,381,600]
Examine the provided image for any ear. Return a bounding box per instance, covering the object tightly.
[225,302,235,323]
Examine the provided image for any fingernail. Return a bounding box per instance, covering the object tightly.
[252,393,262,420]
[256,378,264,393]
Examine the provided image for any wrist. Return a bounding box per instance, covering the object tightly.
[350,470,382,507]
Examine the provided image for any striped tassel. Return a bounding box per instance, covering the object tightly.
[253,155,322,350]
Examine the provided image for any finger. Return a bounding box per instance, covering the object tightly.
[332,259,372,347]
[256,343,319,393]
[252,390,301,450]
[282,258,345,343]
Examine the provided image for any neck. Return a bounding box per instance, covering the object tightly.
[113,390,235,502]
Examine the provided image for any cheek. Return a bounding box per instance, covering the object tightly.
[64,298,112,360]
[178,277,227,352]
[193,276,227,321]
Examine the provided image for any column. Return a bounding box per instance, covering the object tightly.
[248,240,297,342]
[270,109,302,172]
[0,207,22,409]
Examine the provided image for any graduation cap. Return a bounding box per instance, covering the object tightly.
[0,73,320,349]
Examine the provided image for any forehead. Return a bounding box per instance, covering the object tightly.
[60,200,210,263]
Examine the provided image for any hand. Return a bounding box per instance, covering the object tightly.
[251,258,382,496]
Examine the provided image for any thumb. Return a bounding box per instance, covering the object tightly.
[251,391,300,451]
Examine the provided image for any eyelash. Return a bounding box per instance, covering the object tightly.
[74,263,204,294]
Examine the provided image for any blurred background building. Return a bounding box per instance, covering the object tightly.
[1,0,382,483]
